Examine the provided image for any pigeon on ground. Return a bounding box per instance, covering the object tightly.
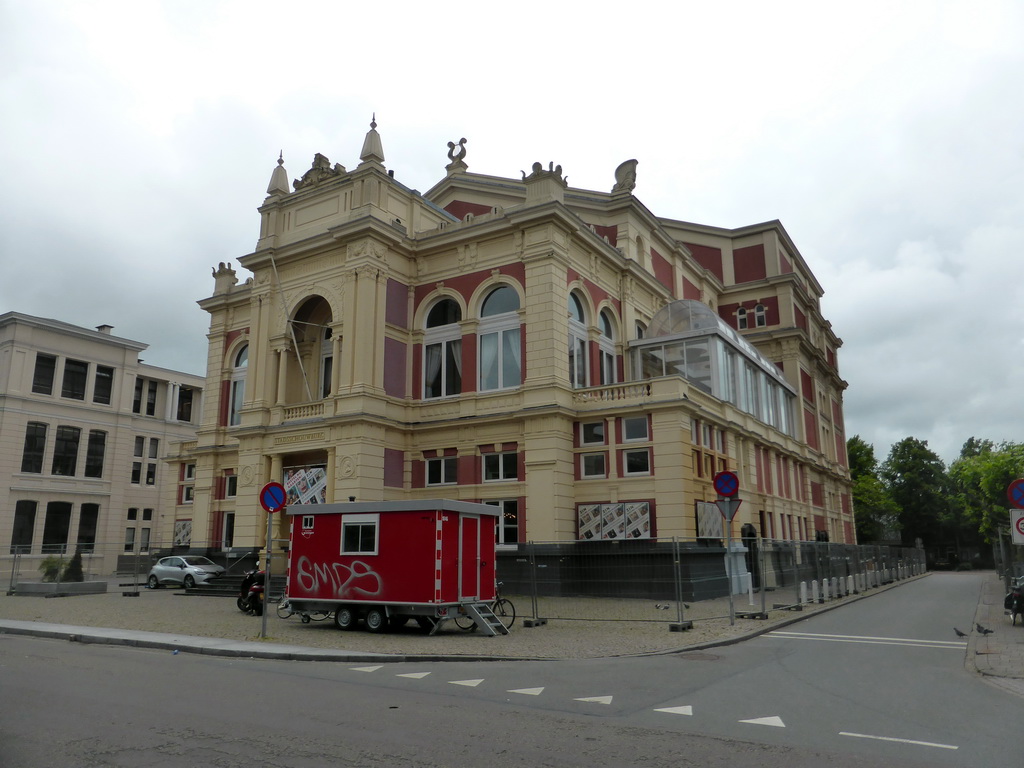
[976,623,994,636]
[954,627,967,638]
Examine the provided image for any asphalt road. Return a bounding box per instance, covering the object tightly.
[2,572,1020,768]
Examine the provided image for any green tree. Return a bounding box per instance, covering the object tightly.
[847,435,899,542]
[949,440,1024,542]
[880,437,948,547]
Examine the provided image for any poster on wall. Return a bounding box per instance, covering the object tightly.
[173,520,192,547]
[696,501,724,539]
[577,502,651,540]
[284,465,327,505]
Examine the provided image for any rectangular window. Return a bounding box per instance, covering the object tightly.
[302,515,315,530]
[484,499,519,546]
[225,475,238,498]
[148,439,159,459]
[32,354,56,395]
[341,514,379,554]
[21,422,47,473]
[93,366,114,405]
[77,503,99,553]
[124,527,136,553]
[127,508,138,520]
[42,501,72,554]
[426,456,457,485]
[146,463,157,485]
[131,461,142,484]
[61,359,88,400]
[140,528,151,552]
[134,436,145,457]
[184,463,196,480]
[51,426,81,476]
[181,485,195,504]
[84,430,106,478]
[622,416,649,442]
[142,508,153,521]
[623,448,651,476]
[11,500,36,554]
[146,381,157,416]
[133,378,144,414]
[581,452,607,478]
[177,387,194,422]
[581,421,606,446]
[229,379,244,425]
[483,452,518,482]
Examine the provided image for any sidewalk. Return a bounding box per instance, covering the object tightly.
[1,572,1021,688]
[967,572,1024,696]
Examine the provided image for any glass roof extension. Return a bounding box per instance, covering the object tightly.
[631,300,796,436]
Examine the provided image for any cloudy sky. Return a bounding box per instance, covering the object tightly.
[3,1,1023,466]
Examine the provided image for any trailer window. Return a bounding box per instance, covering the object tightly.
[302,516,314,530]
[341,514,379,555]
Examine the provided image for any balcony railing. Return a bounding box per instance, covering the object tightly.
[573,381,652,404]
[283,402,325,421]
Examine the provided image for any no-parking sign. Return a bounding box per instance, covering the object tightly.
[1012,510,1024,545]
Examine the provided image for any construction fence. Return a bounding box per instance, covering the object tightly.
[494,537,926,627]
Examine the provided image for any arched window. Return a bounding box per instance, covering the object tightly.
[423,298,462,399]
[599,310,617,385]
[754,303,767,328]
[478,286,521,391]
[568,293,588,388]
[736,307,748,330]
[229,344,248,426]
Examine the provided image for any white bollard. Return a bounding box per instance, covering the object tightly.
[800,582,808,604]
[747,573,755,605]
[832,577,840,598]
[812,580,820,603]
[847,575,855,595]
[822,579,830,601]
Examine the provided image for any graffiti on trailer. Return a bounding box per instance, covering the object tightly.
[295,556,383,599]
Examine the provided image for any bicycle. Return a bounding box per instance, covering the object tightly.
[276,596,331,624]
[454,582,516,631]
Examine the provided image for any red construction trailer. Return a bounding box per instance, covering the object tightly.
[283,499,509,635]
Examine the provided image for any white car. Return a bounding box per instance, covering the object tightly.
[147,556,226,589]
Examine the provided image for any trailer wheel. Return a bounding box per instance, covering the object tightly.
[365,607,389,633]
[334,606,357,631]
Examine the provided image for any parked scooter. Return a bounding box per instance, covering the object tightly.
[237,565,265,616]
[1004,578,1024,625]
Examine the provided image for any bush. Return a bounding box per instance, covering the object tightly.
[63,550,84,582]
[38,556,63,583]
[955,562,974,571]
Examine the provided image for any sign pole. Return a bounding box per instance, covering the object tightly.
[712,471,741,627]
[725,518,734,626]
[261,510,272,639]
[257,481,287,640]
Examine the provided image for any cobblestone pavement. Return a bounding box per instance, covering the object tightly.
[968,571,1024,696]
[0,572,956,663]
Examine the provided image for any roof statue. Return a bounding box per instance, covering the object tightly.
[611,159,638,194]
[293,152,345,191]
[446,137,468,173]
[359,114,385,165]
[266,151,290,197]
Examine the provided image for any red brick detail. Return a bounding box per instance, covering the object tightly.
[385,278,408,328]
[734,244,767,283]
[384,449,404,488]
[592,224,618,246]
[651,248,675,295]
[383,337,406,398]
[444,200,493,220]
[683,277,701,300]
[684,242,724,282]
[801,370,814,402]
[804,409,819,451]
[779,250,792,274]
[218,380,230,427]
[811,482,824,508]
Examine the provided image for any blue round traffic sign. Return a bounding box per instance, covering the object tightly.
[1008,479,1024,509]
[713,471,739,497]
[260,481,287,513]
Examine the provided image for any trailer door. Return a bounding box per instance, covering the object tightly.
[459,515,480,601]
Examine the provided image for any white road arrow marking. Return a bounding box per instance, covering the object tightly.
[449,679,485,687]
[654,705,694,716]
[508,687,545,696]
[350,666,383,672]
[396,672,431,679]
[574,696,613,704]
[740,716,786,727]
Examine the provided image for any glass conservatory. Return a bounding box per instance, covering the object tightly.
[630,300,796,436]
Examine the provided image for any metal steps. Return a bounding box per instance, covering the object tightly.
[464,602,510,636]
